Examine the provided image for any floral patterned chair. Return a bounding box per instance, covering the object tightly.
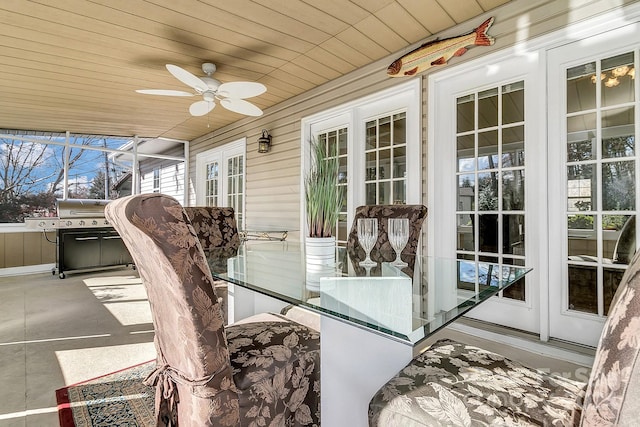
[280,204,428,331]
[106,194,320,427]
[184,206,240,325]
[369,249,640,426]
[183,206,240,252]
[611,215,636,265]
[346,204,428,277]
[569,215,636,265]
[281,204,428,331]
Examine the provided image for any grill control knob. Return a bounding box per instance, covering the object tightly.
[79,220,85,226]
[39,221,45,228]
[66,221,72,226]
[92,220,98,226]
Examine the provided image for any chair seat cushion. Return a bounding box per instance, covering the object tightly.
[281,304,321,332]
[369,339,586,427]
[226,320,321,426]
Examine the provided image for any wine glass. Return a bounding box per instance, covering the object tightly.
[357,218,378,267]
[388,218,409,267]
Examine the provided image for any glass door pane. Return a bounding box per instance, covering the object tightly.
[317,127,348,246]
[205,160,219,207]
[565,52,637,316]
[455,81,527,301]
[364,112,407,205]
[226,155,244,228]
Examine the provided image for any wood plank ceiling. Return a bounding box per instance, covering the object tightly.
[0,0,510,142]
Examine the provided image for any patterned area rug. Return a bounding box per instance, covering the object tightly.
[56,360,156,427]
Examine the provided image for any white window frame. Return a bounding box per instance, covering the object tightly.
[152,168,161,193]
[300,79,422,238]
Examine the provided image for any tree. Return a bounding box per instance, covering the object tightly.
[0,132,108,222]
[0,139,55,204]
[88,171,108,200]
[0,192,57,223]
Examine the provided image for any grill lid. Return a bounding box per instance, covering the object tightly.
[56,199,110,218]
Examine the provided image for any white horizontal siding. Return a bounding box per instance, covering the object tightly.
[140,162,184,200]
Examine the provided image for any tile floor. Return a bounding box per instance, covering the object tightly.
[0,267,593,427]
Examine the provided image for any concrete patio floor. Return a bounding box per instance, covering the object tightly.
[0,267,592,426]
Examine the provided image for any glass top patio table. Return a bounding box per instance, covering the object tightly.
[207,241,531,346]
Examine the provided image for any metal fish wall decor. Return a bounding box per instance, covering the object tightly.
[387,17,495,77]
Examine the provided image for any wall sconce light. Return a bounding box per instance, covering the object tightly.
[257,129,272,153]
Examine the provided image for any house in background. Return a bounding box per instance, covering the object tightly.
[111,172,132,198]
[109,137,187,202]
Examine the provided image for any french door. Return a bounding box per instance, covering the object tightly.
[548,24,640,346]
[302,79,421,240]
[195,139,246,228]
[430,53,541,333]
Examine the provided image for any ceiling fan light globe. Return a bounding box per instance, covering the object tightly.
[202,91,216,102]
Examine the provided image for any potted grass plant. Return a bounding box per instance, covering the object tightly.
[304,139,343,265]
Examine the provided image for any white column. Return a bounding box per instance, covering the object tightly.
[232,285,289,322]
[320,315,413,427]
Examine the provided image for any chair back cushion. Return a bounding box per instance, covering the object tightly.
[613,216,636,265]
[106,194,239,426]
[581,249,640,425]
[183,206,240,252]
[184,206,240,278]
[346,204,427,275]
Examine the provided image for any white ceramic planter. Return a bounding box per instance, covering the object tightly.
[305,237,336,291]
[304,236,336,266]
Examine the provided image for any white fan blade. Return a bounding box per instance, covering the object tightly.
[220,98,263,116]
[136,89,194,97]
[189,100,215,116]
[166,64,207,92]
[217,81,266,99]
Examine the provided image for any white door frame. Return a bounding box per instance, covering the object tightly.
[547,22,640,346]
[429,3,640,343]
[429,49,545,335]
[195,138,246,220]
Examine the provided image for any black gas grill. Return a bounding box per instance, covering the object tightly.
[26,199,133,278]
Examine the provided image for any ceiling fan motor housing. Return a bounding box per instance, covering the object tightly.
[200,76,221,93]
[202,62,216,75]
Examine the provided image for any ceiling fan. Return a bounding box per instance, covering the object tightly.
[136,63,266,117]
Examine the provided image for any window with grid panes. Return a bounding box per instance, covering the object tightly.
[152,168,161,193]
[317,127,348,246]
[365,112,407,205]
[227,155,244,227]
[205,161,219,207]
